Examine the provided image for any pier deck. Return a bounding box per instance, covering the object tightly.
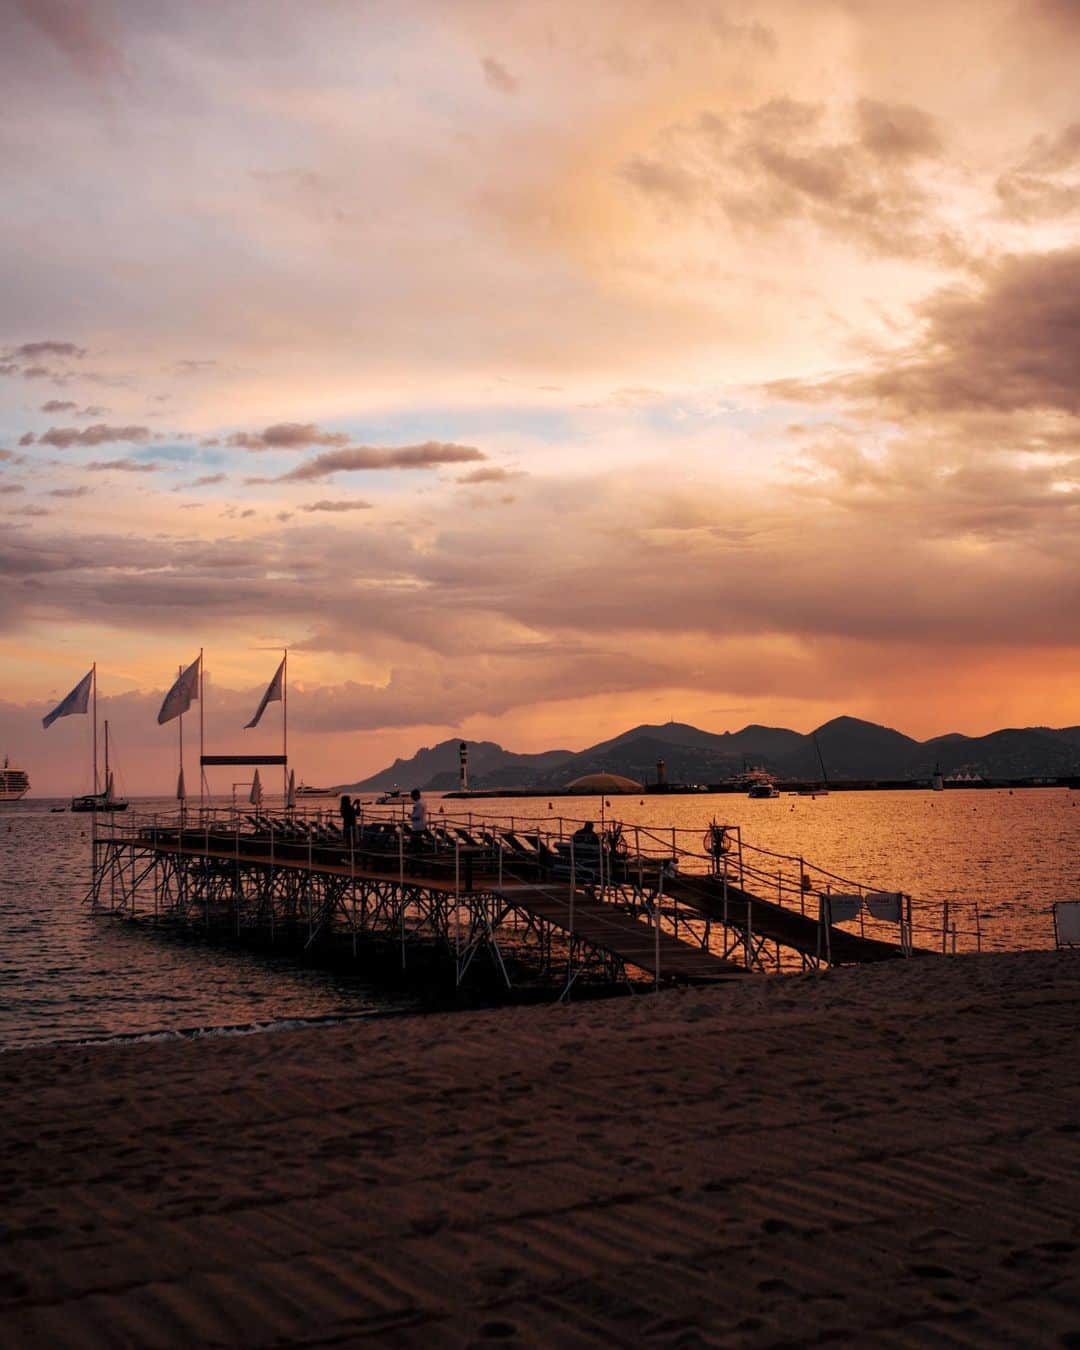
[95,829,743,987]
[89,807,929,990]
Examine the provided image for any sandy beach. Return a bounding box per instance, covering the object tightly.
[2,950,1079,1348]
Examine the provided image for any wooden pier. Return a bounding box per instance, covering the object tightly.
[88,808,928,997]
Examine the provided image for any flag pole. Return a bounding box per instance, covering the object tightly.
[92,662,99,794]
[199,647,205,810]
[178,664,184,822]
[282,647,288,804]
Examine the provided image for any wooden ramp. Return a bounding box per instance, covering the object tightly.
[496,882,743,985]
[662,872,924,964]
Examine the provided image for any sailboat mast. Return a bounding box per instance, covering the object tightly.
[813,732,829,786]
[177,664,184,813]
[92,662,99,794]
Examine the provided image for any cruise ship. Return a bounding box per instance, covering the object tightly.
[0,756,30,801]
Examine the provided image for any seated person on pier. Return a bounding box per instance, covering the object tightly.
[571,820,602,890]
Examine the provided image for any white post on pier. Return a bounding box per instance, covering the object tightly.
[654,866,662,990]
[177,665,185,825]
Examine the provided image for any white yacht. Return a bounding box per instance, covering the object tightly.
[0,756,30,801]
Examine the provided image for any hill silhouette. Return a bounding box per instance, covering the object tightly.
[335,717,1080,792]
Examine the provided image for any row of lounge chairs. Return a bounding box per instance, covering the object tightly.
[160,813,672,888]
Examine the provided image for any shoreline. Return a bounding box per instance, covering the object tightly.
[4,949,1080,1346]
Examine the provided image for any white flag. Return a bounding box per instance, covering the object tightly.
[244,657,285,729]
[249,768,263,806]
[157,655,200,725]
[43,668,93,729]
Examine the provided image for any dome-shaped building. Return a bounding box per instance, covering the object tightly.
[564,772,643,794]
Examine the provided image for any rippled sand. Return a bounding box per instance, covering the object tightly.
[3,949,1079,1346]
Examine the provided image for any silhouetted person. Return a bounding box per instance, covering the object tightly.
[340,793,357,846]
[407,788,428,855]
[572,820,601,894]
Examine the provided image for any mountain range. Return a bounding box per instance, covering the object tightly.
[335,716,1080,792]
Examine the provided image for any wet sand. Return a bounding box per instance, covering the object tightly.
[2,950,1079,1347]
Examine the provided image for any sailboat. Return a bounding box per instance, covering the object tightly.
[71,721,129,812]
[797,733,831,796]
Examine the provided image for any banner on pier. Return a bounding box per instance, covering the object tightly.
[866,891,903,922]
[823,893,862,923]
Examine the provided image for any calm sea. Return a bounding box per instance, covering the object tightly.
[1,789,1076,1051]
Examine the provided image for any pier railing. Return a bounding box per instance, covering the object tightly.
[94,801,987,961]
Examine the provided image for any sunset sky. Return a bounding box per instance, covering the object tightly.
[2,0,1078,793]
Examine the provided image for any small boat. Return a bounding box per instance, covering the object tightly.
[376,788,404,805]
[71,721,129,813]
[295,782,330,797]
[748,782,780,799]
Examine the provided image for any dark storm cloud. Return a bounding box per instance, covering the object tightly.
[299,499,373,512]
[620,157,698,203]
[39,424,153,449]
[456,466,522,483]
[7,340,86,360]
[226,422,350,450]
[854,99,943,160]
[621,96,957,261]
[481,56,519,94]
[275,442,485,482]
[10,0,125,80]
[995,122,1080,222]
[770,248,1080,417]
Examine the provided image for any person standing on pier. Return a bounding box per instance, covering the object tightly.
[340,793,357,846]
[410,788,427,833]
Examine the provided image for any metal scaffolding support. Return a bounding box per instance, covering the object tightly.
[89,832,653,994]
